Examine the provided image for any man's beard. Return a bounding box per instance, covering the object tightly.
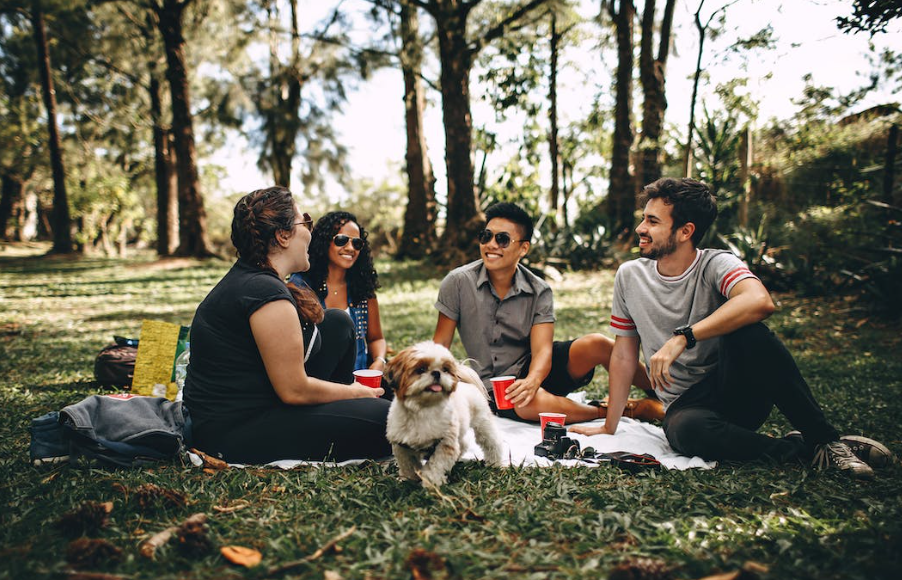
[639,231,678,260]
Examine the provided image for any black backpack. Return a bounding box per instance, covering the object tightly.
[93,336,138,389]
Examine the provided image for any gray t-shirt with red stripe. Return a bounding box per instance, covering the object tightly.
[610,249,758,408]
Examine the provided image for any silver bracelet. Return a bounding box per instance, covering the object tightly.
[374,356,387,364]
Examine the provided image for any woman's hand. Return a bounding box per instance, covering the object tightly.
[352,382,384,398]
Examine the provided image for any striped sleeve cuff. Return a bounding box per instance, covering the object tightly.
[719,266,757,296]
[610,314,638,336]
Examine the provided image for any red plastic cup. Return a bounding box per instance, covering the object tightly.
[353,369,383,389]
[539,412,567,439]
[490,376,516,410]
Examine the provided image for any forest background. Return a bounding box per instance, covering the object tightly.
[1,0,901,318]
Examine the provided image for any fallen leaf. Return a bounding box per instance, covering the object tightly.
[221,545,262,568]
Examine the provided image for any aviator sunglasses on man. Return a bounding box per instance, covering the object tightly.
[478,228,528,249]
[294,212,314,231]
[333,234,364,251]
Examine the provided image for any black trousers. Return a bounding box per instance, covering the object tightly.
[206,309,391,463]
[663,322,839,462]
[305,308,359,384]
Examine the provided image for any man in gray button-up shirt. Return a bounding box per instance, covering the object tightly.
[433,202,661,423]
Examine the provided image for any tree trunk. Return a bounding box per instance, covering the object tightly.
[0,174,25,241]
[156,0,213,257]
[435,5,481,262]
[267,0,302,187]
[609,0,636,240]
[638,0,675,189]
[737,124,752,228]
[886,123,898,206]
[398,1,437,259]
[31,0,72,253]
[149,64,178,255]
[548,9,561,229]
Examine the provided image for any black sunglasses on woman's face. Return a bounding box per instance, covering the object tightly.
[477,228,526,249]
[333,234,364,251]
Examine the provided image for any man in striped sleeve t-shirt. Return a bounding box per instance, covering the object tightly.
[571,178,890,479]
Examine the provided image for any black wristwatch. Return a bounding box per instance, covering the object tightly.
[673,325,697,349]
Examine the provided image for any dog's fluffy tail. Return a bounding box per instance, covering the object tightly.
[456,362,490,399]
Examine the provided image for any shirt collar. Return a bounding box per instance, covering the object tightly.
[476,262,535,298]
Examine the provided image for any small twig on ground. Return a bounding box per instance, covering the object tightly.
[63,572,132,580]
[265,526,357,577]
[139,513,207,559]
[213,500,250,513]
[503,564,560,572]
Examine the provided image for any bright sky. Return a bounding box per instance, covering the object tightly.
[211,0,901,200]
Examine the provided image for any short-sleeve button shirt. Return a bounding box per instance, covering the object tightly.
[435,260,555,387]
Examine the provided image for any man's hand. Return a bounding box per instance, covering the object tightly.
[507,375,541,407]
[647,335,686,391]
[569,422,616,436]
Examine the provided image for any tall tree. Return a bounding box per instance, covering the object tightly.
[637,0,674,188]
[261,0,302,187]
[682,0,736,178]
[0,8,43,242]
[397,0,437,258]
[152,0,213,257]
[412,0,551,263]
[547,7,560,226]
[31,0,72,253]
[607,0,636,240]
[148,56,178,256]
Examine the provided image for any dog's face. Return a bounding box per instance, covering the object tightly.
[385,342,458,408]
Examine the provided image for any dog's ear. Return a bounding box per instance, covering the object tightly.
[383,354,403,392]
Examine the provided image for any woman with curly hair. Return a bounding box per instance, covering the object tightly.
[289,211,387,372]
[184,187,391,464]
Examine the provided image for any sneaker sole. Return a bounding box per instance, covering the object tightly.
[840,436,893,468]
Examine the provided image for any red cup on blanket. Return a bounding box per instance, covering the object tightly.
[490,376,516,410]
[539,413,567,439]
[353,369,383,389]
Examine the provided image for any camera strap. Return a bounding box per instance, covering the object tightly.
[592,452,661,471]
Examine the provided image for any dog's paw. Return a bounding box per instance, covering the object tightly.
[421,473,447,488]
[398,470,422,482]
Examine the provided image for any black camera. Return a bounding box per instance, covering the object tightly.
[534,422,580,459]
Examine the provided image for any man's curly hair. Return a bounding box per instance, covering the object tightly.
[305,211,380,306]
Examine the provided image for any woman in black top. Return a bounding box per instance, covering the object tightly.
[184,186,391,463]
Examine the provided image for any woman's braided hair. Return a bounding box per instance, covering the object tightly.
[231,186,324,324]
[305,211,380,306]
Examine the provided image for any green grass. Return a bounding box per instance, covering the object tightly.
[1,243,901,580]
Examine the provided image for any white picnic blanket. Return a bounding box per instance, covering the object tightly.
[188,394,715,471]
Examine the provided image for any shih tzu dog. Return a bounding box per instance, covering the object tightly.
[384,341,503,487]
